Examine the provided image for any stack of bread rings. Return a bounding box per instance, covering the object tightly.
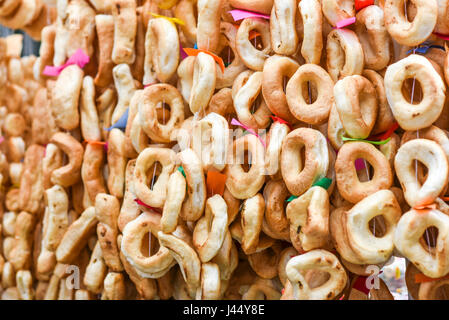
[2,0,449,300]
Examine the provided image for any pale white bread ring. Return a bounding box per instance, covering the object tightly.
[193,194,228,262]
[270,0,298,56]
[384,0,437,46]
[385,54,446,131]
[326,29,364,82]
[334,75,378,139]
[345,190,401,265]
[394,208,449,278]
[286,186,330,252]
[146,17,180,83]
[321,0,354,27]
[394,139,449,208]
[298,0,323,65]
[133,147,176,208]
[285,249,348,300]
[191,112,229,172]
[189,52,216,114]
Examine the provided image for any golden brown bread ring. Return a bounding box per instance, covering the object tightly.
[229,0,273,15]
[94,14,115,88]
[280,128,329,196]
[225,134,266,200]
[335,142,393,204]
[344,190,401,265]
[50,133,84,188]
[121,212,176,279]
[81,143,107,205]
[286,64,333,125]
[401,125,449,162]
[139,83,185,143]
[196,0,222,54]
[133,147,176,208]
[178,148,207,222]
[363,69,395,135]
[262,180,290,241]
[262,55,298,123]
[248,241,283,279]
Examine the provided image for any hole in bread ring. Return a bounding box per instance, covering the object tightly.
[335,142,393,204]
[286,249,348,300]
[225,135,265,200]
[281,128,329,196]
[394,208,449,278]
[394,139,449,208]
[384,0,437,46]
[385,55,446,131]
[236,18,272,71]
[326,29,364,82]
[286,64,333,125]
[334,75,378,139]
[134,147,176,208]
